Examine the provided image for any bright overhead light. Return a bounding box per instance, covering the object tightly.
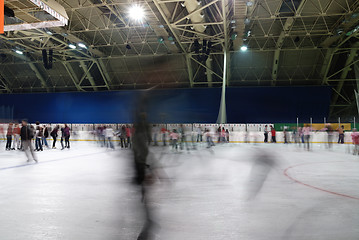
[15,50,23,55]
[246,1,253,7]
[46,30,53,35]
[68,43,76,49]
[129,5,144,21]
[77,43,87,49]
[240,45,248,52]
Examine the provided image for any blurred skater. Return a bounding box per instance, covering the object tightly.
[170,129,179,151]
[105,125,115,149]
[351,129,359,155]
[13,123,21,150]
[63,124,71,149]
[20,119,37,163]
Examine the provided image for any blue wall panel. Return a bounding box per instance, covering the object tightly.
[0,86,331,123]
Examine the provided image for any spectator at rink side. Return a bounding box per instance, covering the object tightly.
[126,125,132,148]
[105,125,115,149]
[13,123,21,150]
[196,126,202,142]
[120,125,127,148]
[303,126,311,150]
[20,119,37,163]
[5,123,13,150]
[161,126,167,146]
[264,125,269,143]
[63,124,71,149]
[35,121,43,152]
[51,125,59,149]
[43,125,49,148]
[170,129,179,151]
[226,129,230,142]
[338,125,345,144]
[270,125,276,143]
[152,124,159,146]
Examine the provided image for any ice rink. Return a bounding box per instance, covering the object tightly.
[0,141,358,240]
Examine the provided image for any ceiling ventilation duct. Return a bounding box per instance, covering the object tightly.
[182,0,206,33]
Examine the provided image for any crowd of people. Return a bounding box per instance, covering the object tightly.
[1,120,73,162]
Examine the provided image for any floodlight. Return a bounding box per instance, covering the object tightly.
[240,45,248,52]
[129,5,144,21]
[15,50,23,55]
[68,43,76,49]
[78,43,87,49]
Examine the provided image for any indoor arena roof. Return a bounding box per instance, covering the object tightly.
[0,0,359,117]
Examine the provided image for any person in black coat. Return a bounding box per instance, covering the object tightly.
[20,119,37,163]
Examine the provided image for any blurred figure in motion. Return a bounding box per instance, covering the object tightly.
[152,124,159,146]
[205,128,215,148]
[120,125,127,149]
[226,129,230,142]
[326,124,334,149]
[104,125,115,149]
[5,123,13,150]
[169,129,179,151]
[351,129,359,155]
[337,125,345,144]
[247,148,276,200]
[20,119,37,163]
[13,123,21,150]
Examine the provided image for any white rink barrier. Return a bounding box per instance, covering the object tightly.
[46,130,355,144]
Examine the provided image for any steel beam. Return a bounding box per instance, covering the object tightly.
[186,54,194,87]
[62,62,84,91]
[79,61,98,91]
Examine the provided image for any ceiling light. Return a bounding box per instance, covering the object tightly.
[129,5,144,21]
[240,45,248,52]
[78,43,87,49]
[46,30,53,35]
[15,50,23,55]
[68,43,76,49]
[246,1,253,7]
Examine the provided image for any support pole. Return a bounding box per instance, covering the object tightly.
[297,117,299,129]
[217,51,227,124]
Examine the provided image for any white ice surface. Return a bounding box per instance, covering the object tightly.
[0,140,358,240]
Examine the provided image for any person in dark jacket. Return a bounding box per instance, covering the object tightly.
[5,123,13,150]
[50,125,59,149]
[63,124,71,149]
[35,121,43,151]
[20,119,37,163]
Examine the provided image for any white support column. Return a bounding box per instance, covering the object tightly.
[206,56,213,87]
[217,50,227,124]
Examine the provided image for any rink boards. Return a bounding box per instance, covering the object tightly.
[0,123,355,144]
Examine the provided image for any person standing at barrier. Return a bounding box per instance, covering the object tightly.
[351,129,359,155]
[105,125,115,149]
[326,124,334,149]
[120,125,127,148]
[51,125,59,149]
[196,126,202,142]
[161,127,167,146]
[170,129,179,151]
[20,119,37,163]
[5,123,13,151]
[13,123,21,150]
[126,125,132,148]
[337,125,345,144]
[226,129,230,142]
[42,125,49,148]
[264,125,269,143]
[63,124,71,149]
[303,126,311,150]
[34,122,43,151]
[270,126,276,143]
